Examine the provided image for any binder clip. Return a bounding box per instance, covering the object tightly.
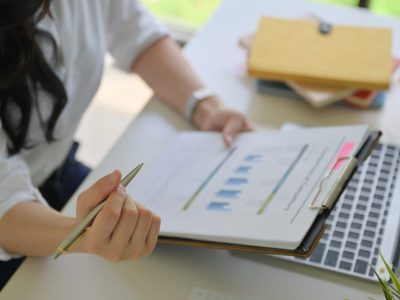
[319,21,332,35]
[309,156,358,213]
[308,13,333,35]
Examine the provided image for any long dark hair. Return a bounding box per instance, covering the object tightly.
[0,0,67,155]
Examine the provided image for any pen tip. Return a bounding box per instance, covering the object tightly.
[135,163,144,173]
[121,163,144,186]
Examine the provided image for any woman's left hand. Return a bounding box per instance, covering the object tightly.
[192,97,255,146]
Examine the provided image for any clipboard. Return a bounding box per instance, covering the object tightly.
[157,131,382,257]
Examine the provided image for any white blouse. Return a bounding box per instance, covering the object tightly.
[0,0,167,260]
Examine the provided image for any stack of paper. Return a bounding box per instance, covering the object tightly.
[256,79,389,109]
[245,16,396,109]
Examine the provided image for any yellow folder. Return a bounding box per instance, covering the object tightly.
[248,17,392,90]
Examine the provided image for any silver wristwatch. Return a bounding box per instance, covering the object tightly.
[183,88,216,121]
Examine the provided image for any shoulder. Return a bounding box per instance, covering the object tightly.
[51,0,110,20]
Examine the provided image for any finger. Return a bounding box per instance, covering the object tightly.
[244,120,256,131]
[109,196,138,250]
[128,202,152,259]
[79,170,122,211]
[144,214,161,256]
[222,115,245,147]
[87,186,126,251]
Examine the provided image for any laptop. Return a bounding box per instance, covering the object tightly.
[279,142,400,281]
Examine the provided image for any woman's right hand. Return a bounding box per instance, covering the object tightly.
[70,170,161,262]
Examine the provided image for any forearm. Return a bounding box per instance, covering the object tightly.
[131,36,253,144]
[0,201,75,257]
[131,37,221,119]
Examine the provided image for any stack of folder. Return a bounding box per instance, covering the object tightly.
[246,17,397,109]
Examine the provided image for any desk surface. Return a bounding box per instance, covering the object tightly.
[3,0,400,299]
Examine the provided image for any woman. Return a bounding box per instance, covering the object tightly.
[0,0,252,288]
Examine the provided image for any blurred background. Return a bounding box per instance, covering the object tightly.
[142,0,399,29]
[75,0,400,168]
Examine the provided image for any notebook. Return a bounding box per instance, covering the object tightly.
[248,17,392,90]
[128,126,380,256]
[345,92,387,109]
[344,90,378,108]
[256,79,302,99]
[256,79,387,109]
[287,82,356,108]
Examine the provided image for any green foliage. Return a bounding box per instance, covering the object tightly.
[316,0,400,17]
[370,252,400,300]
[318,0,358,6]
[142,0,221,27]
[370,0,400,16]
[141,0,399,29]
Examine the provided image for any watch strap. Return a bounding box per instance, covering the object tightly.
[183,88,216,121]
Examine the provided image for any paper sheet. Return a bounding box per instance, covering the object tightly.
[129,126,369,249]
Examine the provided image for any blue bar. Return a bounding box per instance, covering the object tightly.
[235,166,252,174]
[207,202,231,211]
[226,178,248,186]
[216,190,241,198]
[243,154,262,163]
[182,147,238,210]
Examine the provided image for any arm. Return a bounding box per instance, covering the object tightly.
[132,37,204,115]
[132,37,254,145]
[0,171,160,261]
[0,201,75,257]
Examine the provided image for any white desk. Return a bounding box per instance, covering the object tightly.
[3,0,400,299]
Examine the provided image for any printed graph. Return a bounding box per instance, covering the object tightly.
[257,144,309,214]
[205,152,262,212]
[182,147,237,210]
[180,142,310,214]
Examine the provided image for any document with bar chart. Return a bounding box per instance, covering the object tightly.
[129,125,371,251]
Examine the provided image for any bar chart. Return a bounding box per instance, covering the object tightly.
[186,144,310,213]
[204,154,262,212]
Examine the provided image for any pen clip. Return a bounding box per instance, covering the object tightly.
[54,227,90,258]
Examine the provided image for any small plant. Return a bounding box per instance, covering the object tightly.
[370,252,400,300]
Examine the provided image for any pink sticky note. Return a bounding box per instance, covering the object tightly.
[332,142,354,170]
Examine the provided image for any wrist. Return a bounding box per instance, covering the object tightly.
[62,217,86,254]
[192,96,223,129]
[184,88,220,123]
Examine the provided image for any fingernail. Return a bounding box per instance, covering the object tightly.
[117,185,126,195]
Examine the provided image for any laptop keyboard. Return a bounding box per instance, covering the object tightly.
[282,143,400,280]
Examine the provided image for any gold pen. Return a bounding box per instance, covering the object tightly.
[53,163,144,259]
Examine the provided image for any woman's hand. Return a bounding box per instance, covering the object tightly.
[71,170,161,262]
[192,96,255,146]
